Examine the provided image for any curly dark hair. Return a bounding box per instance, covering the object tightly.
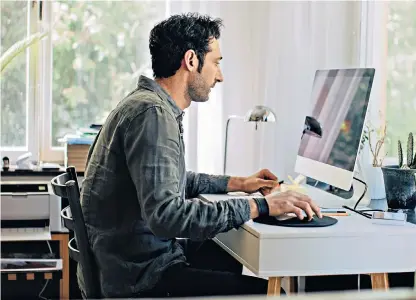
[149,13,223,78]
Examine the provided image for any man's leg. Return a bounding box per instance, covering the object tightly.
[164,239,285,297]
[155,263,268,297]
[182,239,243,274]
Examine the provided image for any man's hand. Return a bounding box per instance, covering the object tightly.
[243,169,280,195]
[227,169,279,195]
[263,190,322,220]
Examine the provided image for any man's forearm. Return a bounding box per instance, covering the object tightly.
[228,178,260,219]
[226,176,246,192]
[185,171,231,198]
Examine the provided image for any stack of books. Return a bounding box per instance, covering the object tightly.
[58,126,100,172]
[64,142,91,172]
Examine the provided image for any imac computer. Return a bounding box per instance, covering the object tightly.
[294,68,375,208]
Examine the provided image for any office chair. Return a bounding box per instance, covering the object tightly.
[51,166,101,299]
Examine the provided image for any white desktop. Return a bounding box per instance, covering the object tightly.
[294,68,376,209]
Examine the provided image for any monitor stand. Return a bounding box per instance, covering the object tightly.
[299,161,371,209]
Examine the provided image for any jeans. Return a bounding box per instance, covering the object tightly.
[144,239,273,297]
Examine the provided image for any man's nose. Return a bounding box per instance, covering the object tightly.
[216,69,224,83]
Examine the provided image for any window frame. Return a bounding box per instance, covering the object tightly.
[38,0,63,162]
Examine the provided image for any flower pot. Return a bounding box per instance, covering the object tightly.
[366,166,386,200]
[381,165,416,210]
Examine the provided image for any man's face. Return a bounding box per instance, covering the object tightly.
[187,38,224,103]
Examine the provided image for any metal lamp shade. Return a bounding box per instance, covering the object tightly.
[244,105,276,123]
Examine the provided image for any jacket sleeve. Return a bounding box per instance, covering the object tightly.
[185,171,230,199]
[124,106,251,240]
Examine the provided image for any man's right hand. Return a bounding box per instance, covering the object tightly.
[249,191,322,220]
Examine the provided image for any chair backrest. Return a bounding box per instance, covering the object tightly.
[51,167,101,298]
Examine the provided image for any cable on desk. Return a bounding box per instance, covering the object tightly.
[342,177,371,219]
[352,177,367,210]
[342,177,385,218]
[343,205,372,219]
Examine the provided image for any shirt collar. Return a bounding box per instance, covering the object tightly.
[137,75,183,118]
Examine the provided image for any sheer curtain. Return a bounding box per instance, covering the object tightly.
[169,1,224,174]
[168,1,362,179]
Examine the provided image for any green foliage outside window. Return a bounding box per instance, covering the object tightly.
[1,1,28,147]
[384,1,416,158]
[51,1,164,146]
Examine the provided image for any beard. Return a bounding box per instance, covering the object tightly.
[187,72,211,103]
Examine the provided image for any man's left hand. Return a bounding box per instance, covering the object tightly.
[241,169,280,195]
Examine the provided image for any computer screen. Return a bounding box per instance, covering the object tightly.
[295,68,375,191]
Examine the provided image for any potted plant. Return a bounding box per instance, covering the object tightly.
[360,120,388,200]
[381,132,416,210]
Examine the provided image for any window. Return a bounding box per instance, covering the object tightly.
[43,0,167,160]
[384,1,416,159]
[1,0,167,162]
[364,1,416,163]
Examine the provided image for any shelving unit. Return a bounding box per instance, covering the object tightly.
[1,233,70,300]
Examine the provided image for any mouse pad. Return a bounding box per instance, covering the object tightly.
[253,215,338,227]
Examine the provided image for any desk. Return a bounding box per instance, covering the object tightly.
[199,194,416,296]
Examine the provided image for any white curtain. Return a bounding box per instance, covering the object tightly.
[168,1,362,179]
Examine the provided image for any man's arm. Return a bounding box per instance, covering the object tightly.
[124,106,254,240]
[185,172,247,198]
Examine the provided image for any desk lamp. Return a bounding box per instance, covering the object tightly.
[223,105,276,174]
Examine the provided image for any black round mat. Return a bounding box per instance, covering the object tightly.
[253,215,338,227]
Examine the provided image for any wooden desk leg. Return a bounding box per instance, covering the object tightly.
[370,273,389,290]
[52,234,70,300]
[267,277,282,296]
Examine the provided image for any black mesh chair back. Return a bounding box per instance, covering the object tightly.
[51,166,100,299]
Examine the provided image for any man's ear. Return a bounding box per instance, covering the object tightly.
[184,50,198,72]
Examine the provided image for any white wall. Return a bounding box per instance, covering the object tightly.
[257,1,362,180]
[170,1,362,179]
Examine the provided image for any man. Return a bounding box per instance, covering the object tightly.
[80,13,321,298]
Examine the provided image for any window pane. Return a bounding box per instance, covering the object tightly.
[51,0,165,146]
[1,1,28,148]
[385,1,416,158]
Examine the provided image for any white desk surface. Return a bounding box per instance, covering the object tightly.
[199,193,416,278]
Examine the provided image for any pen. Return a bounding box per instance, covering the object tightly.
[278,180,284,184]
[322,213,349,216]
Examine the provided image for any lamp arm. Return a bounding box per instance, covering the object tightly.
[223,115,244,175]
